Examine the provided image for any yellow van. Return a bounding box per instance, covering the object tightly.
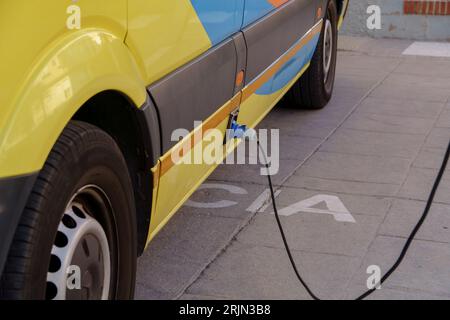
[0,0,348,299]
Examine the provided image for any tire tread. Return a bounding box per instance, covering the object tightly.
[0,121,123,299]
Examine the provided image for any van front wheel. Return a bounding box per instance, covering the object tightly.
[0,121,137,300]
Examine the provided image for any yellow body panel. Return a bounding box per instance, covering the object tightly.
[146,93,241,243]
[148,117,231,242]
[0,2,146,177]
[338,0,349,29]
[0,1,128,132]
[126,0,212,85]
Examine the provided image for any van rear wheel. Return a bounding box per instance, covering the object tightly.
[0,121,137,300]
[285,0,338,109]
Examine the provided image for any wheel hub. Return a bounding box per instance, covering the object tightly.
[46,187,111,300]
[323,18,333,84]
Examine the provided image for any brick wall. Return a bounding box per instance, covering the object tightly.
[404,0,450,15]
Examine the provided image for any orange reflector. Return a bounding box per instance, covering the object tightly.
[268,0,289,7]
[317,7,322,20]
[236,70,245,87]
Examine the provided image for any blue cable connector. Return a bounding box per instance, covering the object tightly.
[230,120,248,139]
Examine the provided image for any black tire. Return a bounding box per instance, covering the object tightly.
[285,0,338,109]
[0,121,137,300]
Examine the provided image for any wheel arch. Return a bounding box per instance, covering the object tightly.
[0,29,148,178]
[0,29,161,254]
[335,0,349,29]
[73,90,161,255]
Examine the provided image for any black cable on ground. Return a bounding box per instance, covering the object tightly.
[258,139,450,300]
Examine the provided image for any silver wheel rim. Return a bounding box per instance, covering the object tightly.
[46,185,111,300]
[323,19,333,84]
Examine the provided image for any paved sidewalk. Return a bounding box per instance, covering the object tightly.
[136,36,450,300]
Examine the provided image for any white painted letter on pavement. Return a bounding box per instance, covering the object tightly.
[268,194,356,223]
[185,183,248,209]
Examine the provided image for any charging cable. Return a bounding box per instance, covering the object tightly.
[256,138,450,300]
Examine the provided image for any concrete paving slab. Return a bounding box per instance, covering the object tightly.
[362,39,414,57]
[295,152,412,185]
[284,175,401,197]
[436,109,450,128]
[258,106,344,139]
[185,242,360,300]
[335,73,380,90]
[235,186,389,257]
[209,159,299,186]
[236,210,383,258]
[184,242,313,300]
[285,100,360,122]
[319,129,425,159]
[424,127,450,149]
[356,97,445,119]
[403,42,450,58]
[379,199,450,244]
[396,57,450,78]
[182,181,269,220]
[335,55,399,79]
[136,212,245,298]
[370,83,450,103]
[335,65,391,79]
[338,36,413,57]
[262,117,340,139]
[345,236,450,299]
[136,252,203,299]
[384,73,450,91]
[347,285,448,300]
[268,187,392,217]
[179,293,229,300]
[413,147,447,170]
[397,167,450,205]
[336,53,401,74]
[328,86,373,104]
[273,135,322,162]
[143,212,242,264]
[342,112,436,135]
[337,36,373,52]
[135,283,171,300]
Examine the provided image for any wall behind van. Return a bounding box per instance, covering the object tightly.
[341,0,450,41]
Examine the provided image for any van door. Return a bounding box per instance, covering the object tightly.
[127,1,245,242]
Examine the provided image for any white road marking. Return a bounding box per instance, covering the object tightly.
[246,188,282,213]
[403,41,450,58]
[185,183,248,209]
[186,185,354,224]
[268,194,356,223]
